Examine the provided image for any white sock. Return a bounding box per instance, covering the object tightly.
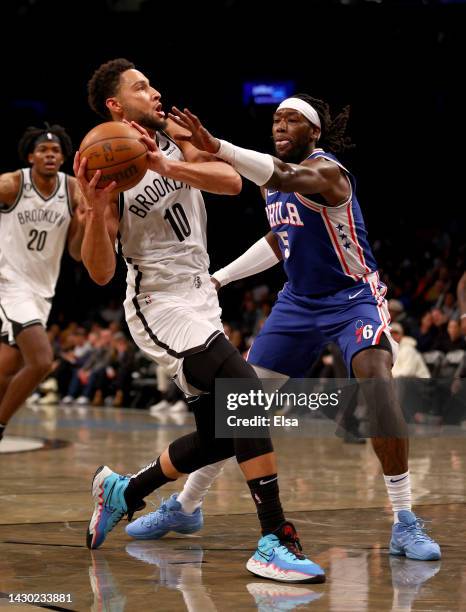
[383,471,412,523]
[178,461,226,514]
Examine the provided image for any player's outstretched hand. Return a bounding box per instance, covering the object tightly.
[169,107,220,154]
[128,121,170,176]
[73,152,117,214]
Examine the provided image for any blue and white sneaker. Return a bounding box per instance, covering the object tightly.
[86,465,145,550]
[246,522,326,584]
[89,551,127,610]
[125,542,204,588]
[247,582,323,610]
[389,510,441,561]
[125,493,203,540]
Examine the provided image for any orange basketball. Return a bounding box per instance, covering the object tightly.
[79,122,149,192]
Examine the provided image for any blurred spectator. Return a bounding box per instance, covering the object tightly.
[241,291,262,333]
[435,291,457,319]
[90,332,136,407]
[457,272,466,337]
[55,328,95,399]
[47,324,62,357]
[108,320,123,334]
[391,322,430,378]
[430,307,449,350]
[253,301,272,335]
[388,299,419,338]
[62,328,114,404]
[417,311,438,353]
[433,319,466,353]
[424,279,447,307]
[251,284,270,303]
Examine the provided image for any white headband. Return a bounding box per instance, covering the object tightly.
[277,97,321,129]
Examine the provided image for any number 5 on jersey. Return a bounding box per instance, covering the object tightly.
[276,231,290,259]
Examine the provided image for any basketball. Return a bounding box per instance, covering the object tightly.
[79,122,148,191]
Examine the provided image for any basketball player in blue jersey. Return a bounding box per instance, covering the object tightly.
[0,125,86,443]
[129,95,441,562]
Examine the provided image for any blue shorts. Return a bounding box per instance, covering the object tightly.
[247,273,396,377]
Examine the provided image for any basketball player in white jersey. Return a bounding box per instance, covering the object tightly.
[76,58,325,583]
[0,124,86,442]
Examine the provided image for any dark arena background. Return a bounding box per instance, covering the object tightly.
[1,1,466,610]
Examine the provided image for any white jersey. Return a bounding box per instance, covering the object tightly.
[118,132,210,293]
[0,168,72,298]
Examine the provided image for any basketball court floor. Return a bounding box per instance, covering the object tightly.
[1,404,465,611]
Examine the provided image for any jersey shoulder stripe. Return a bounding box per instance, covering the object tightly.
[65,174,73,217]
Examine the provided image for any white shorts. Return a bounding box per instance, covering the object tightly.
[0,288,52,347]
[124,273,224,395]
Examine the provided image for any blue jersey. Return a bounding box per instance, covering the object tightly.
[265,149,378,295]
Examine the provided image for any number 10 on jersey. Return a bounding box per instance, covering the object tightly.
[164,203,191,242]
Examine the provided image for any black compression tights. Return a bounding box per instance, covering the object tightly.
[168,336,273,473]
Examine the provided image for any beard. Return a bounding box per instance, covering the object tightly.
[126,110,167,132]
[274,141,310,164]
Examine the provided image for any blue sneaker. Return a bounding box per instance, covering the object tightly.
[86,465,144,550]
[246,522,326,584]
[125,493,203,540]
[125,542,204,588]
[389,510,441,561]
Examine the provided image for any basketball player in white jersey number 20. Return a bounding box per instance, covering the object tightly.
[0,124,86,443]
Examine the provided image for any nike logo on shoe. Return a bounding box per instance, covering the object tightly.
[259,476,278,486]
[349,288,364,300]
[258,549,273,562]
[390,475,408,483]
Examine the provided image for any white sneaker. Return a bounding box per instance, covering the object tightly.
[169,412,190,426]
[40,378,58,392]
[76,396,90,405]
[26,392,41,405]
[150,412,170,424]
[38,392,59,405]
[169,400,188,414]
[61,395,75,404]
[149,400,170,415]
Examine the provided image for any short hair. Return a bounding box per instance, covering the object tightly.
[87,58,135,119]
[293,93,354,154]
[17,123,73,163]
